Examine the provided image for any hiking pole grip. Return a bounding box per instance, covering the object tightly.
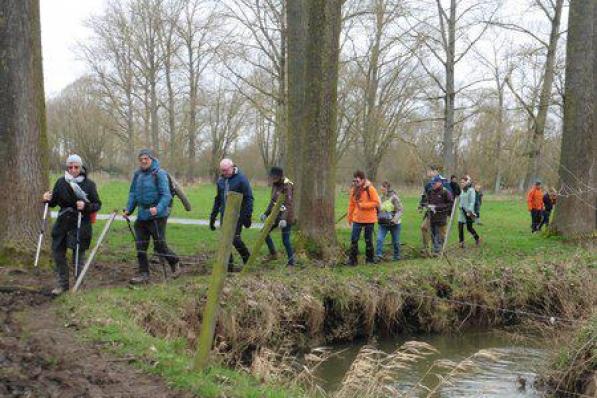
[34,202,50,268]
[72,210,117,293]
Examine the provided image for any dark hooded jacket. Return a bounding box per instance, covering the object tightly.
[426,185,453,225]
[126,158,171,221]
[264,177,294,224]
[210,167,254,225]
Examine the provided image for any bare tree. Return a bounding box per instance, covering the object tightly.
[0,0,49,256]
[552,0,597,236]
[410,0,501,174]
[496,0,565,188]
[205,83,248,181]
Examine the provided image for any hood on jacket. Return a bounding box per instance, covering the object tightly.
[140,158,161,173]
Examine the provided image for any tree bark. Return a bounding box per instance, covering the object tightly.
[552,0,597,236]
[286,0,308,213]
[297,0,342,257]
[442,0,456,175]
[0,0,49,257]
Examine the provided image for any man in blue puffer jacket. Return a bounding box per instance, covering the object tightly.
[124,149,180,283]
[210,158,253,272]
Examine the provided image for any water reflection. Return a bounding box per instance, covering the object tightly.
[314,331,548,397]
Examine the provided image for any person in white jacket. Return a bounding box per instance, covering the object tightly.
[458,176,480,248]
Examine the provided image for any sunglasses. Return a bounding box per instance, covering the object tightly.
[67,165,80,170]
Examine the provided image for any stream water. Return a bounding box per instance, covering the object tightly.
[314,331,550,397]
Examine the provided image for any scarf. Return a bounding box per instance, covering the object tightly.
[64,171,88,202]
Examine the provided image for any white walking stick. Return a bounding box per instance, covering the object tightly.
[74,211,82,277]
[441,196,460,256]
[34,203,49,267]
[72,211,117,293]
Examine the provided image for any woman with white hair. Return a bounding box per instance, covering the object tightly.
[42,154,102,295]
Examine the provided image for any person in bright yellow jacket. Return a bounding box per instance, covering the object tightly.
[347,170,380,265]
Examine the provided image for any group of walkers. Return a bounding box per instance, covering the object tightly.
[43,151,296,295]
[43,145,505,295]
[346,166,484,264]
[526,181,558,233]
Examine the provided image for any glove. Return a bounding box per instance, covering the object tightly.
[243,217,252,228]
[209,217,216,231]
[260,214,267,222]
[279,220,287,229]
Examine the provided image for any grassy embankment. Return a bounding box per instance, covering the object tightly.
[52,178,596,397]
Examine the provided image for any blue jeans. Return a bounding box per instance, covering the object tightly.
[376,223,401,260]
[265,224,295,265]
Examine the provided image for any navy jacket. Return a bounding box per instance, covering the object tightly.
[126,158,171,221]
[210,167,254,224]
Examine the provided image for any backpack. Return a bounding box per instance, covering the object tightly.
[133,169,192,211]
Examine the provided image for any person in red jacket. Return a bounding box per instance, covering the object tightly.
[527,181,544,233]
[347,170,380,265]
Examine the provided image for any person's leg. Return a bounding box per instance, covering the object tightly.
[281,224,294,265]
[430,224,439,253]
[134,220,151,277]
[348,223,362,265]
[532,210,542,232]
[390,224,401,260]
[153,218,180,273]
[51,223,70,292]
[265,233,277,256]
[364,224,374,263]
[466,219,479,243]
[421,215,430,252]
[438,225,447,253]
[376,225,388,258]
[232,221,250,268]
[458,222,465,244]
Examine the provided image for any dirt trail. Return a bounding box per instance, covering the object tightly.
[0,266,200,397]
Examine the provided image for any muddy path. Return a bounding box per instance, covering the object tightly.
[0,264,206,397]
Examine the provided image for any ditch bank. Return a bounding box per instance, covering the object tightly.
[65,249,595,387]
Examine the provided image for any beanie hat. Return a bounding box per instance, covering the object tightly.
[269,166,284,178]
[138,148,156,159]
[66,154,82,166]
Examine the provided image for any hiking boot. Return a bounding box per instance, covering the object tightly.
[264,253,278,262]
[170,263,181,279]
[459,242,465,249]
[130,272,149,284]
[373,256,382,264]
[51,286,67,296]
[475,238,481,246]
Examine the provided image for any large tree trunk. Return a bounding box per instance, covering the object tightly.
[286,0,308,213]
[0,0,49,258]
[442,0,456,175]
[525,0,564,188]
[297,0,342,257]
[494,89,504,193]
[552,0,597,236]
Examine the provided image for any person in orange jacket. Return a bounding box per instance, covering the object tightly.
[347,170,381,265]
[527,181,544,233]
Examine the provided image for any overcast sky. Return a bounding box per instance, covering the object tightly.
[40,0,105,97]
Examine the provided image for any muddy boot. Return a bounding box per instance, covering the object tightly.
[346,241,359,266]
[51,286,67,296]
[263,252,278,262]
[130,272,149,284]
[170,262,181,279]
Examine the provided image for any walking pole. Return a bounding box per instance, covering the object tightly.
[441,196,459,256]
[123,212,136,242]
[72,211,117,293]
[34,202,49,267]
[152,217,168,281]
[74,211,82,278]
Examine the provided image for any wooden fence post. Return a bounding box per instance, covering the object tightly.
[242,193,285,274]
[194,192,243,371]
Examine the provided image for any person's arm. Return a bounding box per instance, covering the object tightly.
[84,181,102,214]
[264,187,275,217]
[47,179,60,208]
[359,187,380,209]
[155,171,172,215]
[210,182,222,221]
[392,194,404,222]
[242,177,254,221]
[280,183,293,222]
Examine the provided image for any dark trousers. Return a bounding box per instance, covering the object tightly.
[52,214,91,288]
[265,224,295,265]
[134,217,179,274]
[539,210,552,230]
[458,220,479,243]
[530,210,542,232]
[229,220,250,269]
[350,223,375,262]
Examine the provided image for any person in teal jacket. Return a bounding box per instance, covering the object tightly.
[458,176,480,248]
[124,149,180,283]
